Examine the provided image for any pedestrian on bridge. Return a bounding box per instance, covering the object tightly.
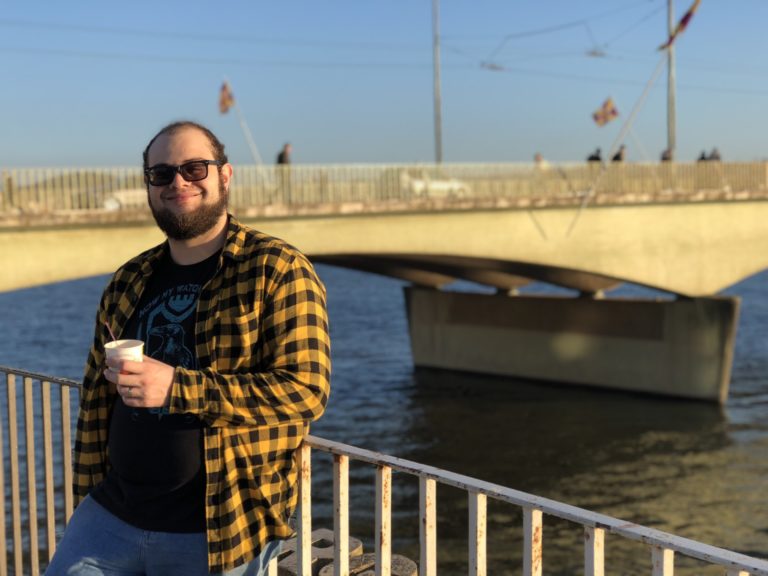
[45,121,331,576]
[276,142,293,199]
[276,142,292,165]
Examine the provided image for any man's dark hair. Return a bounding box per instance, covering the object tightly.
[142,120,229,172]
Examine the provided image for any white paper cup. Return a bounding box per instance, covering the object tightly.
[104,339,144,363]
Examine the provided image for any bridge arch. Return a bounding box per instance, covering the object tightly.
[312,254,638,297]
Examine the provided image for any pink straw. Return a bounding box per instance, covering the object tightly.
[104,322,117,342]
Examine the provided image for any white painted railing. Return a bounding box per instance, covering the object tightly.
[299,436,768,576]
[1,365,767,575]
[0,367,76,576]
[2,161,767,215]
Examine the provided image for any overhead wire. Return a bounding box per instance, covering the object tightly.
[0,45,444,70]
[479,0,665,63]
[483,21,598,63]
[4,3,768,96]
[0,18,426,53]
[3,44,768,95]
[601,4,667,48]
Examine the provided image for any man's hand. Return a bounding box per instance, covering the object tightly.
[104,356,175,408]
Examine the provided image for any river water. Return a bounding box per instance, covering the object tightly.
[2,264,767,575]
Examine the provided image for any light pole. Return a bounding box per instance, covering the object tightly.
[432,0,443,164]
[667,0,676,160]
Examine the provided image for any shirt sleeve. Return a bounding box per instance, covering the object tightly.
[72,285,117,504]
[169,252,331,428]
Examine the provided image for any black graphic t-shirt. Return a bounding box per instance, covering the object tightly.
[92,249,220,533]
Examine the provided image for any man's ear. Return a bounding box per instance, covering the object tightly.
[220,163,234,189]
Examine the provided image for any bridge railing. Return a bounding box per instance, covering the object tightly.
[1,364,768,575]
[2,162,767,215]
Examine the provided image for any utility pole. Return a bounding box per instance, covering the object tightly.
[432,0,443,163]
[667,0,676,160]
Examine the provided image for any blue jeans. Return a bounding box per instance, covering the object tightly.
[44,496,282,576]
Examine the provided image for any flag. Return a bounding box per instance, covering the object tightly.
[592,98,618,126]
[658,0,701,50]
[219,81,235,114]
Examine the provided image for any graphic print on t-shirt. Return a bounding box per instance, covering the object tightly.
[135,283,200,369]
[90,254,214,532]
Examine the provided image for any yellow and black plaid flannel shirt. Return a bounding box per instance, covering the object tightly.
[73,215,331,573]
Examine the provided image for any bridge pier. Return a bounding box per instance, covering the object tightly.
[404,287,739,403]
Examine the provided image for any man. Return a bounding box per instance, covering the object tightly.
[275,143,292,199]
[276,143,292,165]
[46,121,331,575]
[611,144,626,162]
[586,147,602,163]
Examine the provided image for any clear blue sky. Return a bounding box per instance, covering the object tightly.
[1,0,765,166]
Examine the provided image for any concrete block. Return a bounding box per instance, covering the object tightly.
[277,528,363,576]
[318,553,417,576]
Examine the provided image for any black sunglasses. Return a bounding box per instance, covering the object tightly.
[144,159,222,186]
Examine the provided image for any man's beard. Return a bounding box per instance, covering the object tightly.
[150,182,228,240]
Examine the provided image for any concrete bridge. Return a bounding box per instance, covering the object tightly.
[3,189,768,297]
[2,161,768,402]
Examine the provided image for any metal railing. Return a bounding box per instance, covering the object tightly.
[2,365,768,575]
[2,162,767,215]
[0,367,75,576]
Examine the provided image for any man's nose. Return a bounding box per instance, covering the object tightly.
[170,170,189,187]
